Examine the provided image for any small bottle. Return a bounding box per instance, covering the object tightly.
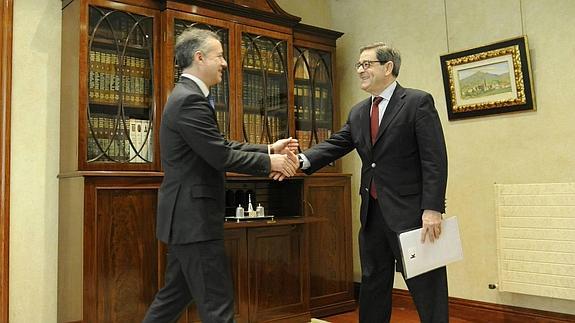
[235,204,244,218]
[247,194,256,217]
[256,203,265,217]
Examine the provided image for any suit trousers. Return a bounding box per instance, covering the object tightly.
[142,240,235,323]
[358,197,449,323]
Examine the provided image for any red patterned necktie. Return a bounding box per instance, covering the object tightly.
[370,96,383,199]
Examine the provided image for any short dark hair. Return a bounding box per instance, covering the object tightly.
[359,42,401,77]
[175,28,221,70]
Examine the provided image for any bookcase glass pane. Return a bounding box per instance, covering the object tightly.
[88,6,154,164]
[173,20,231,139]
[241,33,288,144]
[293,47,333,150]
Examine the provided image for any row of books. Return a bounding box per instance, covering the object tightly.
[296,128,332,149]
[87,113,153,163]
[243,113,284,144]
[173,66,229,105]
[215,110,229,137]
[293,49,330,83]
[243,74,284,112]
[89,50,151,107]
[241,37,285,73]
[173,21,229,44]
[294,84,331,122]
[89,12,151,48]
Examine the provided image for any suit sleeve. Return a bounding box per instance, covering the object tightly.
[224,138,267,153]
[301,115,356,174]
[415,93,448,213]
[175,94,270,175]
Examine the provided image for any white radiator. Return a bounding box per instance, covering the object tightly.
[495,183,575,301]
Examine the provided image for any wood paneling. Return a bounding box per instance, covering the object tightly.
[0,0,12,321]
[176,225,310,323]
[83,177,161,323]
[248,225,309,323]
[305,176,355,317]
[182,229,249,323]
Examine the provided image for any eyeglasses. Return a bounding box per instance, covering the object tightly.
[355,60,386,70]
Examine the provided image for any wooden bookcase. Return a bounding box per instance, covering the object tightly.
[59,0,352,322]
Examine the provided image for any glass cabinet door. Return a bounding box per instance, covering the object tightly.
[173,19,231,139]
[241,33,289,144]
[87,6,155,164]
[293,47,333,150]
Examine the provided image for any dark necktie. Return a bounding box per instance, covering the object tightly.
[207,94,215,110]
[370,96,383,144]
[370,96,383,199]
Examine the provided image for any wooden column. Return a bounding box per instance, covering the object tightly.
[0,0,13,321]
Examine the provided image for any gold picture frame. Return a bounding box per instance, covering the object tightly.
[440,36,535,120]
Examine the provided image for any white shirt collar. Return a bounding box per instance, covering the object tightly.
[374,80,397,102]
[181,73,210,97]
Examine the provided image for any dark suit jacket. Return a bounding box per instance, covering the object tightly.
[303,83,447,232]
[157,77,270,244]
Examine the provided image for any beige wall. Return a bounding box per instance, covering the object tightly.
[10,0,61,322]
[276,0,333,29]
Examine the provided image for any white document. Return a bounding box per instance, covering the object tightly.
[398,216,463,279]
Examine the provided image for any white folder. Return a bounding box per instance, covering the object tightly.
[398,216,463,279]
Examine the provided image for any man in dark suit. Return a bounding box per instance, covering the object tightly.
[297,43,448,322]
[142,28,298,323]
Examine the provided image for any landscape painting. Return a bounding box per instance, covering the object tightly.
[457,61,512,100]
[440,36,535,120]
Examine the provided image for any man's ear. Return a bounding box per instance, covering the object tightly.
[194,50,203,64]
[385,61,394,76]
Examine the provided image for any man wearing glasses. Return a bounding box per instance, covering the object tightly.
[297,43,448,322]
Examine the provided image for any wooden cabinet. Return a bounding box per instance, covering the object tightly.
[247,225,309,322]
[162,4,293,144]
[162,9,236,139]
[61,0,162,172]
[58,174,163,323]
[59,1,352,322]
[304,176,355,317]
[293,24,343,172]
[185,224,311,323]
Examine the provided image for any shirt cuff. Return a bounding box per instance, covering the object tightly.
[298,153,311,170]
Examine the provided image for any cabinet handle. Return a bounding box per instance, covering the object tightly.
[303,199,314,216]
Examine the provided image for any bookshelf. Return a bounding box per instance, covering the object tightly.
[60,1,352,322]
[86,4,158,167]
[172,18,232,138]
[294,47,334,150]
[240,32,289,144]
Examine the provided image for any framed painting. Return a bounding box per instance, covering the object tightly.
[440,36,535,120]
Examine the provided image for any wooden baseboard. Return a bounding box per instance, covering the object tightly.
[311,299,357,318]
[354,283,575,322]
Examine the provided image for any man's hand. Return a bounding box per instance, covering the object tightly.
[271,137,299,155]
[269,149,298,181]
[269,150,298,181]
[420,210,443,243]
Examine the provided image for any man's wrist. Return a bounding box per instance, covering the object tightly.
[268,144,274,155]
[297,154,304,169]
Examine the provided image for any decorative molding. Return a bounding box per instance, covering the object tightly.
[394,288,575,322]
[294,23,343,41]
[0,0,13,321]
[167,0,301,28]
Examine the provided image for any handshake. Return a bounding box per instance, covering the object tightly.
[268,137,300,181]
